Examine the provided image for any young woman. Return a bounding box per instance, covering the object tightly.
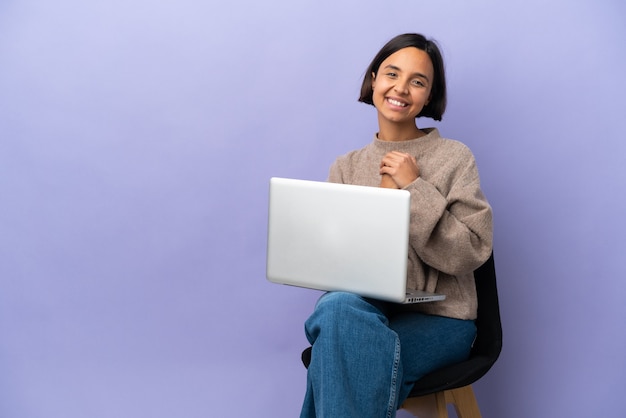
[300,33,493,418]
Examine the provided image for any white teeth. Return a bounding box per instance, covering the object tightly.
[387,98,406,107]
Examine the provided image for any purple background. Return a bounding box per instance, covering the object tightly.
[1,1,625,417]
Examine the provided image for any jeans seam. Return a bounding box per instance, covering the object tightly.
[386,337,401,418]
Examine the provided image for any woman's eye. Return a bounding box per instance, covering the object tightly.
[411,80,424,87]
[386,72,397,78]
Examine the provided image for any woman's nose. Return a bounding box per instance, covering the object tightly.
[393,81,409,94]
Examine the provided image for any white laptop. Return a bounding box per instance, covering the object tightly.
[266,177,445,304]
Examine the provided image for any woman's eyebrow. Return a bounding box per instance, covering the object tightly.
[382,64,430,82]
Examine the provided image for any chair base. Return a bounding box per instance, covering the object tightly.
[400,385,481,418]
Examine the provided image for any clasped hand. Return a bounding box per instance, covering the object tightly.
[379,151,419,189]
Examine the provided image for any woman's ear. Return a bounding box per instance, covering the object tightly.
[371,72,376,90]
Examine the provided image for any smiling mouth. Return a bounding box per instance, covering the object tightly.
[387,98,408,107]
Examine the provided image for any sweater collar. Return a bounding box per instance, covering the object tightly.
[372,127,441,153]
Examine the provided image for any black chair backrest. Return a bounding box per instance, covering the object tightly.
[471,252,502,361]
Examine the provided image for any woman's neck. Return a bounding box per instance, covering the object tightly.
[376,120,425,142]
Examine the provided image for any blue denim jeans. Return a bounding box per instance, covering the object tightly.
[300,292,477,418]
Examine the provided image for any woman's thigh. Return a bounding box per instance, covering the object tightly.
[390,312,476,382]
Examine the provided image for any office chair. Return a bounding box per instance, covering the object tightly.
[301,253,501,418]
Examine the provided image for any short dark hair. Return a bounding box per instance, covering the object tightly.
[358,33,447,121]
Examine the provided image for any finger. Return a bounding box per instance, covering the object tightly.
[380,164,395,175]
[380,156,395,168]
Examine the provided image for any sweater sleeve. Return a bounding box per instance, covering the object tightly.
[327,160,344,184]
[404,149,493,276]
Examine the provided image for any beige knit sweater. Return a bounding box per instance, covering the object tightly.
[328,128,493,320]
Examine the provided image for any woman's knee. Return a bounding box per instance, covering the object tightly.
[305,292,389,341]
[316,291,362,309]
[314,292,389,319]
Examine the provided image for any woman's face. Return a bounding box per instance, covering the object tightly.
[371,47,434,126]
